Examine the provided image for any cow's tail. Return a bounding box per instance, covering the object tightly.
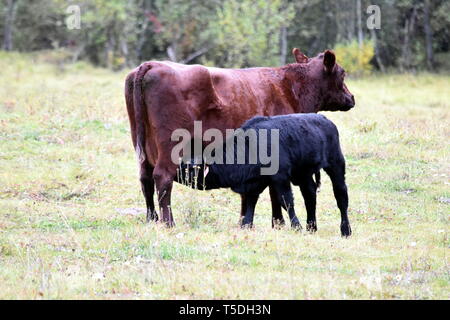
[133,62,153,164]
[315,171,321,193]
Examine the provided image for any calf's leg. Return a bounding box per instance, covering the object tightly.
[325,164,352,237]
[241,193,260,228]
[272,182,301,230]
[240,194,247,221]
[140,161,157,222]
[299,175,318,232]
[243,187,284,228]
[269,185,285,228]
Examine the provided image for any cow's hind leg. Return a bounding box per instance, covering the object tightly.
[140,161,157,223]
[272,182,301,230]
[299,174,318,232]
[324,163,352,237]
[153,161,177,227]
[269,185,285,228]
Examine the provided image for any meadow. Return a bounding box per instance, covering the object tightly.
[0,52,448,299]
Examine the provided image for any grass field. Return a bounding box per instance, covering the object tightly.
[0,52,449,299]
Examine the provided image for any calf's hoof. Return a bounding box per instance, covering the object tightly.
[290,218,302,231]
[241,217,253,229]
[241,222,253,229]
[306,222,317,233]
[272,218,285,229]
[340,223,352,237]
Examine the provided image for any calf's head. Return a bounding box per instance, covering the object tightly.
[291,48,355,112]
[176,162,217,190]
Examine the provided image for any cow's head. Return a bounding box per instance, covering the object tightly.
[291,48,355,112]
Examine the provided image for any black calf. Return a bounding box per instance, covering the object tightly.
[178,114,352,237]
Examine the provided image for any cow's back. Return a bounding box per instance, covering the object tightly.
[144,62,295,121]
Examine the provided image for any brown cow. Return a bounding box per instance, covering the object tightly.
[125,48,355,227]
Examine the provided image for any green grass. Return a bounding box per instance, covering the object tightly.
[0,51,449,299]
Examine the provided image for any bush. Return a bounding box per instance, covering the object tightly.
[334,40,375,77]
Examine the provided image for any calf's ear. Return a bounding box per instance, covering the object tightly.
[323,50,336,73]
[292,48,309,64]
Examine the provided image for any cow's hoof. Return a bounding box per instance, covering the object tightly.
[146,211,159,223]
[340,223,352,237]
[306,222,317,233]
[162,220,175,228]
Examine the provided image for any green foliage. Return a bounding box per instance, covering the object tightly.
[210,0,294,68]
[153,0,216,62]
[334,40,375,77]
[1,0,449,71]
[13,0,67,51]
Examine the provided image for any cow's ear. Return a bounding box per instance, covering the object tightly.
[323,50,336,73]
[292,48,309,64]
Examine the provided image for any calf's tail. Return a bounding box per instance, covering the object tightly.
[133,62,153,164]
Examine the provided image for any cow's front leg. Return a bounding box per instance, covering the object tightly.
[153,163,177,227]
[269,185,285,228]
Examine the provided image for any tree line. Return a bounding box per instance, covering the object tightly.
[1,0,449,73]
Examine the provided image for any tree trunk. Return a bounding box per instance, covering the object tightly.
[105,29,116,69]
[167,44,177,62]
[356,0,363,48]
[2,0,18,51]
[279,26,287,65]
[323,0,332,47]
[370,28,385,73]
[121,1,134,67]
[167,28,182,62]
[400,6,417,72]
[423,0,434,70]
[309,1,327,55]
[71,44,85,63]
[334,1,343,43]
[347,0,356,42]
[180,46,209,64]
[135,0,151,63]
[120,38,129,67]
